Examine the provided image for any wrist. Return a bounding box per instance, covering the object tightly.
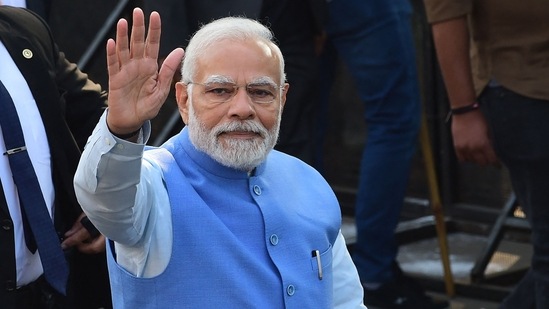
[112,128,141,139]
[107,124,142,139]
[451,101,480,115]
[446,101,481,122]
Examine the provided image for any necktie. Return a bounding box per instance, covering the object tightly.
[0,80,69,295]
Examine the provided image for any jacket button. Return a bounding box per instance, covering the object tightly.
[2,219,12,231]
[253,185,261,195]
[286,284,295,296]
[269,234,279,245]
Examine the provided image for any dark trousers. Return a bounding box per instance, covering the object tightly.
[320,0,421,284]
[480,86,549,309]
[8,251,112,309]
[15,276,66,309]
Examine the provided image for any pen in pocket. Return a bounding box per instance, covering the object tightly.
[313,250,323,280]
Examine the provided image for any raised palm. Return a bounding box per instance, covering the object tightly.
[106,8,184,135]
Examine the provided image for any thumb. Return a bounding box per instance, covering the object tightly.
[158,48,185,88]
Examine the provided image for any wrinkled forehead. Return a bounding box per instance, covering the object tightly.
[195,38,283,83]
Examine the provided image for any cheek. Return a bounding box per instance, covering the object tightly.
[194,104,227,129]
[256,107,280,130]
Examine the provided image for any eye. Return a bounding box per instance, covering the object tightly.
[205,85,235,96]
[202,83,237,102]
[247,86,276,100]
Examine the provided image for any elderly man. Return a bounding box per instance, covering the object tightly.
[74,8,366,309]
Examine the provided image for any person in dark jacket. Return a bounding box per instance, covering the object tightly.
[0,5,110,309]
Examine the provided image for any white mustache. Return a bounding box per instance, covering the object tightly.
[212,121,267,139]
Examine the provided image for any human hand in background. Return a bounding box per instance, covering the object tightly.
[451,111,499,166]
[62,213,106,254]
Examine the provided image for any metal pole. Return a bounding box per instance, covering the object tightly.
[77,0,132,70]
[419,111,456,297]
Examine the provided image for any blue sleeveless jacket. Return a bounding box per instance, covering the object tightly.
[107,129,341,308]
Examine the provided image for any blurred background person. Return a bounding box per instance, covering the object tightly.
[424,0,549,308]
[314,0,448,308]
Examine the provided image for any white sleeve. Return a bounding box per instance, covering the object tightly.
[332,231,368,309]
[74,110,150,245]
[74,110,172,277]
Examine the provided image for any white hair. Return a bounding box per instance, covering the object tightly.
[181,16,286,85]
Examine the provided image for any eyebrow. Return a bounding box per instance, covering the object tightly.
[203,75,277,86]
[249,76,277,87]
[203,75,234,84]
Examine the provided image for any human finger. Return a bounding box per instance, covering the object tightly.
[61,226,89,249]
[129,7,146,59]
[470,149,490,165]
[460,144,499,166]
[106,38,120,76]
[78,236,106,254]
[63,223,79,238]
[483,144,500,166]
[115,17,130,65]
[145,11,161,61]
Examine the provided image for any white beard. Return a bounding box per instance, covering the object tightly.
[187,102,281,171]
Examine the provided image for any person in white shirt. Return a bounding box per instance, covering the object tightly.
[0,5,110,309]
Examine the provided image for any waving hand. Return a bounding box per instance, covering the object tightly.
[105,8,184,136]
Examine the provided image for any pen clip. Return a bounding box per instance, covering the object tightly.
[313,249,323,280]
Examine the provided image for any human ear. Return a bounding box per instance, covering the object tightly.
[280,83,290,109]
[175,82,190,124]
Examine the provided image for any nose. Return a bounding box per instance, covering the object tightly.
[227,87,255,119]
